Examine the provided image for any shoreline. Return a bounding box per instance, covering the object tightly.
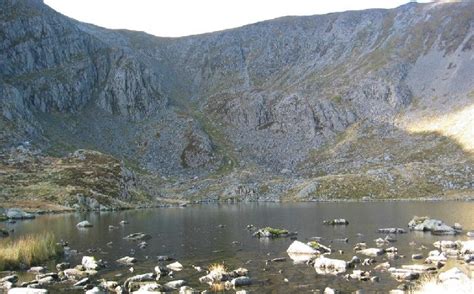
[1,196,473,220]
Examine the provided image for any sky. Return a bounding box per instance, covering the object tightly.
[44,0,430,37]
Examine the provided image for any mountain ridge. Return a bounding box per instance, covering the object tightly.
[0,0,473,209]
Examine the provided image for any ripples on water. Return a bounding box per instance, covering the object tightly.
[6,202,474,293]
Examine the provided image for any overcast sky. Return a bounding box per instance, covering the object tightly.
[44,0,430,37]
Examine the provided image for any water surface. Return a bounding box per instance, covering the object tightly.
[5,201,474,293]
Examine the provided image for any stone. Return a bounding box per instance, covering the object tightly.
[388,268,420,280]
[179,286,200,294]
[323,219,349,225]
[116,256,137,265]
[411,254,423,260]
[123,232,151,241]
[374,262,391,271]
[286,240,318,254]
[73,278,89,286]
[6,209,35,220]
[164,280,186,290]
[56,262,70,271]
[358,248,384,257]
[64,268,88,280]
[82,256,101,270]
[8,289,48,294]
[124,273,157,290]
[314,256,347,274]
[231,276,251,287]
[377,228,406,234]
[166,261,183,271]
[85,287,106,294]
[76,221,93,228]
[27,267,46,274]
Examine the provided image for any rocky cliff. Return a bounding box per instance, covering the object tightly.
[0,0,473,208]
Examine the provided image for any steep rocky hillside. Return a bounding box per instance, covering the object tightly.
[0,0,473,208]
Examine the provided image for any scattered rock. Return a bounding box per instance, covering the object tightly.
[76,221,93,228]
[231,276,251,287]
[56,262,70,271]
[123,232,151,241]
[377,228,406,234]
[252,227,296,238]
[116,256,137,265]
[358,248,384,257]
[323,219,349,225]
[164,280,186,290]
[314,256,347,274]
[6,208,35,220]
[388,268,420,281]
[166,261,183,271]
[82,256,102,270]
[408,216,457,235]
[27,267,46,274]
[286,240,318,254]
[8,289,48,294]
[411,254,423,260]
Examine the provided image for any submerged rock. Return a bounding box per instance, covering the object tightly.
[314,256,347,274]
[6,208,35,220]
[123,232,151,241]
[252,227,296,238]
[231,276,251,287]
[323,219,349,225]
[76,221,93,228]
[377,228,406,234]
[116,256,137,265]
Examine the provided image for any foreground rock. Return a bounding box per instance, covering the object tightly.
[82,256,103,270]
[8,289,48,294]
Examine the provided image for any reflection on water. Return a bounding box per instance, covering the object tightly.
[4,201,474,293]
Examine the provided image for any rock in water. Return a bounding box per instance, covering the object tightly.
[314,256,347,274]
[116,256,137,265]
[81,256,101,270]
[323,219,349,225]
[166,261,183,271]
[6,209,35,220]
[8,289,48,294]
[286,240,318,254]
[76,220,93,228]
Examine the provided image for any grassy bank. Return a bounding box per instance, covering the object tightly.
[0,233,63,270]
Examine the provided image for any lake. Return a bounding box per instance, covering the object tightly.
[4,201,474,293]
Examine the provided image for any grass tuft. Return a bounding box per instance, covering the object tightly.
[0,233,63,271]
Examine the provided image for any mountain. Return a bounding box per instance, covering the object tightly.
[0,0,473,209]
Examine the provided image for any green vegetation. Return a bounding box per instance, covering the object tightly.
[0,233,63,271]
[264,227,289,236]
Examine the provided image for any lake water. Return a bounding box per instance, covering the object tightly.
[4,201,474,293]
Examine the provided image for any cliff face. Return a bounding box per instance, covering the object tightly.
[0,0,473,204]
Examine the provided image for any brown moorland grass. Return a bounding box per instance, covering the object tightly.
[0,232,63,270]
